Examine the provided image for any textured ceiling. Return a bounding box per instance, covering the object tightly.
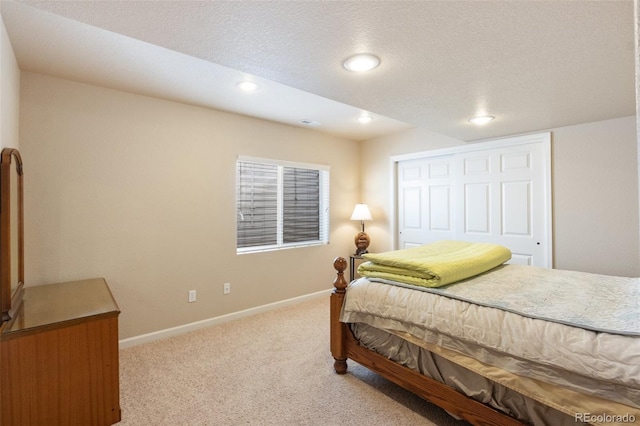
[2,0,636,142]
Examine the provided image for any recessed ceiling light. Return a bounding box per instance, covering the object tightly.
[357,114,373,124]
[468,115,495,125]
[237,81,259,92]
[342,53,381,72]
[299,119,321,127]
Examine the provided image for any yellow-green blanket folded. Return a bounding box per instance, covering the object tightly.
[357,240,512,288]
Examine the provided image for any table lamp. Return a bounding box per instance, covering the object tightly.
[350,203,373,255]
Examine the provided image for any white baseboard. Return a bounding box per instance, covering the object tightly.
[119,288,332,349]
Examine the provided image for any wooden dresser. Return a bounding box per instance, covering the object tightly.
[0,278,121,425]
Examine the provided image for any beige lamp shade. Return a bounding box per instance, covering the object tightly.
[350,204,373,222]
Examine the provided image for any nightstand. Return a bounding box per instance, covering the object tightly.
[349,255,365,282]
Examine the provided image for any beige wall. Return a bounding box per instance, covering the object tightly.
[552,117,638,276]
[361,117,640,277]
[636,0,640,256]
[0,12,20,150]
[19,72,360,339]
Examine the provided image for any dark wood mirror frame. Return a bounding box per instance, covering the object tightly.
[0,148,24,322]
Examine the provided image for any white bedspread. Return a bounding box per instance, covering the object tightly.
[340,267,640,410]
[371,264,640,336]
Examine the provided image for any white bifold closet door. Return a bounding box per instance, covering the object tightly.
[396,133,552,267]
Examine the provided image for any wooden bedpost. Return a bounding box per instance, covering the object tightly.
[330,256,348,374]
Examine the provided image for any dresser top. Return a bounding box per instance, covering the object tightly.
[1,278,119,337]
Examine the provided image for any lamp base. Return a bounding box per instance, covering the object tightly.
[354,231,370,256]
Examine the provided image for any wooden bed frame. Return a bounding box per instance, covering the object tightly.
[330,256,524,426]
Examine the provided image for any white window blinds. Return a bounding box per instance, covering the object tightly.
[236,157,329,253]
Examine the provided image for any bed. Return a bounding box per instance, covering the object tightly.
[329,241,640,426]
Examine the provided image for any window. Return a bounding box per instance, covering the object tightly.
[236,156,330,253]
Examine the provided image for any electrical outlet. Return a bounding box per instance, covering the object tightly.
[223,282,231,295]
[188,290,196,303]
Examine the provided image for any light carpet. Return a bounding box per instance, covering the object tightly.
[118,296,469,425]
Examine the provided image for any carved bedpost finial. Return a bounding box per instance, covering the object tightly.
[333,257,348,293]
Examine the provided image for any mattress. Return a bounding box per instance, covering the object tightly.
[340,265,640,419]
[351,322,581,426]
